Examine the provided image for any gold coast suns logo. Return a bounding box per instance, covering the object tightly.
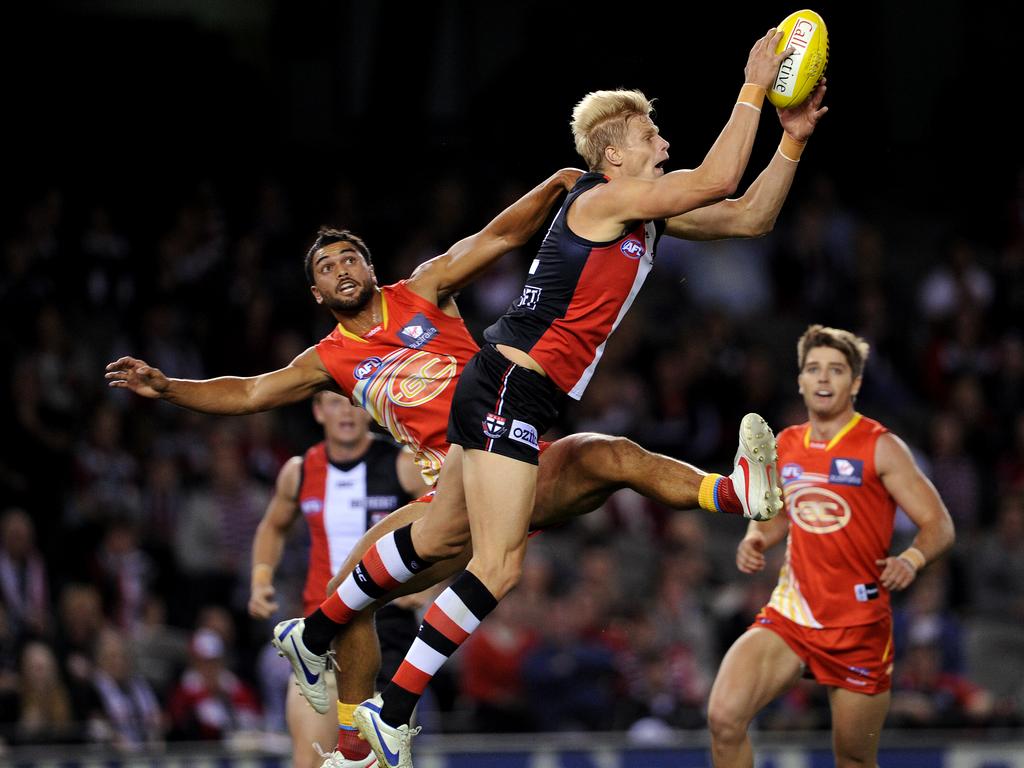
[356,349,458,409]
[787,481,852,534]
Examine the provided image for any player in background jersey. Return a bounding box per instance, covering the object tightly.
[344,29,825,767]
[706,326,955,768]
[247,391,429,768]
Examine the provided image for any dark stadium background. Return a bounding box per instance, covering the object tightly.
[8,1,1019,256]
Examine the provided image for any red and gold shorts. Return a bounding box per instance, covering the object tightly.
[750,605,893,694]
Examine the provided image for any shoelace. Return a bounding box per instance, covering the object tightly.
[314,743,356,767]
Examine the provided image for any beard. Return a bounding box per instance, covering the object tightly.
[321,282,376,314]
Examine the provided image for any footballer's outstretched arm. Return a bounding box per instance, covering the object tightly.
[580,30,791,229]
[666,80,828,241]
[105,346,338,414]
[405,168,582,304]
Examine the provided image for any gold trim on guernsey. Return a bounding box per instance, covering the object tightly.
[802,412,862,451]
[336,293,390,343]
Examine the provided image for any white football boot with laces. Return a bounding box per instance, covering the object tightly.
[353,695,421,768]
[315,743,378,768]
[730,413,784,521]
[272,618,333,714]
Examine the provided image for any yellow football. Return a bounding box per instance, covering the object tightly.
[767,9,828,109]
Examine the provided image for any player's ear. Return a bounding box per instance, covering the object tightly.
[604,144,623,168]
[311,285,324,305]
[797,374,803,395]
[851,375,863,398]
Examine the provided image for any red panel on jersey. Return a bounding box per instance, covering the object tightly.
[771,414,895,627]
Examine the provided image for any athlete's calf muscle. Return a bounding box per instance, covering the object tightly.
[325,500,471,604]
[326,501,430,595]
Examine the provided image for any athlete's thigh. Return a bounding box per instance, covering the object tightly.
[326,500,432,594]
[828,687,890,766]
[412,443,472,549]
[286,678,338,768]
[534,433,622,527]
[709,628,805,724]
[462,449,537,558]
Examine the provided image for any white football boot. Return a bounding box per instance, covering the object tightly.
[272,618,332,714]
[730,413,783,521]
[353,695,421,768]
[315,744,378,768]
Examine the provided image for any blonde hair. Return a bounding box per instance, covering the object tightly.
[571,89,654,170]
[797,324,871,379]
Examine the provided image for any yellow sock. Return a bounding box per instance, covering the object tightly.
[338,701,358,728]
[698,473,724,512]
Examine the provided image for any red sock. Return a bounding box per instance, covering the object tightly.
[715,476,742,515]
[338,726,371,759]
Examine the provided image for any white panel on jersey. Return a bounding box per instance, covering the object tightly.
[324,463,371,574]
[568,221,657,400]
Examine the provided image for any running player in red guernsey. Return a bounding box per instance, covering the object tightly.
[707,325,956,768]
[248,391,428,768]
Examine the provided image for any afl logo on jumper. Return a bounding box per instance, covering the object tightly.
[482,412,508,439]
[397,313,439,349]
[620,239,645,259]
[829,458,864,486]
[354,356,383,380]
[789,485,852,534]
[781,463,804,483]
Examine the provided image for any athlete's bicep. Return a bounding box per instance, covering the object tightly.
[261,457,304,531]
[665,197,761,241]
[249,347,338,409]
[587,171,732,227]
[407,230,513,302]
[876,433,950,532]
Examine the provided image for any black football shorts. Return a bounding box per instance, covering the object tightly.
[446,344,563,464]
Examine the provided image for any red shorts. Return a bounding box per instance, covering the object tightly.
[751,605,893,694]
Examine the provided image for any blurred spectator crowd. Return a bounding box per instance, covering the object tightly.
[2,164,1024,752]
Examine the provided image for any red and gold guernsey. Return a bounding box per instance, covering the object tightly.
[768,413,896,628]
[315,281,480,485]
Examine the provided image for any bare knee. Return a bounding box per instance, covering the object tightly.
[412,516,472,561]
[574,433,641,480]
[707,694,752,747]
[834,748,877,768]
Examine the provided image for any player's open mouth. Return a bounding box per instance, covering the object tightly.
[655,160,667,170]
[337,280,359,294]
[815,390,833,398]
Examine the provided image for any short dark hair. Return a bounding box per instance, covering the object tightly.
[797,324,871,379]
[304,227,373,284]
